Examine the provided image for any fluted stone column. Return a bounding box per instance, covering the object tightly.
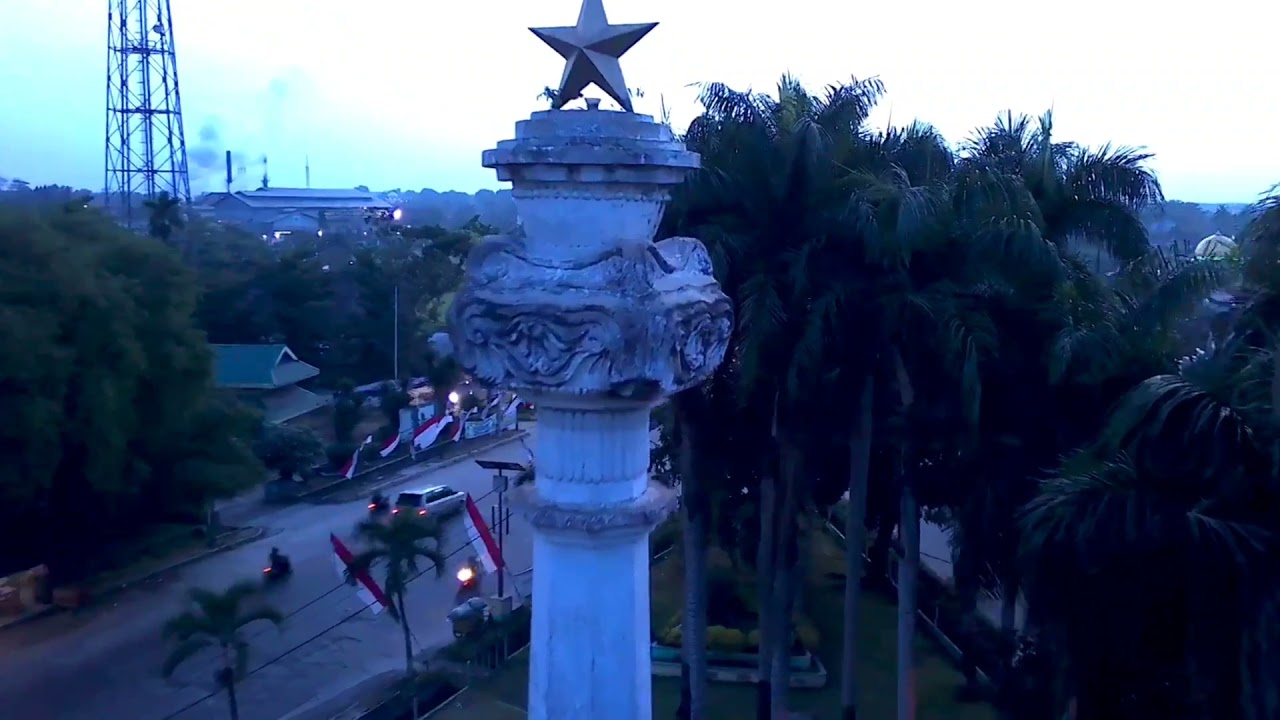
[448,106,732,720]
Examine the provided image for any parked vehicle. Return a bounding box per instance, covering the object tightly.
[393,485,465,518]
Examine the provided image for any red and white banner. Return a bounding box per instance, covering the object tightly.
[501,396,521,429]
[411,415,452,451]
[462,493,504,573]
[330,533,392,616]
[377,433,400,458]
[452,408,475,443]
[483,393,504,417]
[339,436,373,479]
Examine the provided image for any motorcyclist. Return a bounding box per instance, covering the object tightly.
[370,491,388,511]
[268,547,291,574]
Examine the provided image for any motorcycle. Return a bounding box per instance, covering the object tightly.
[263,548,292,583]
[452,557,484,605]
[455,558,481,591]
[367,492,390,516]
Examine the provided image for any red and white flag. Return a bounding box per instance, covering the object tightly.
[450,408,475,443]
[377,433,400,458]
[330,532,393,616]
[462,493,504,573]
[411,414,452,451]
[339,436,374,479]
[483,393,504,417]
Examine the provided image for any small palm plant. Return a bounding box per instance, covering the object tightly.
[161,580,284,720]
[347,513,447,677]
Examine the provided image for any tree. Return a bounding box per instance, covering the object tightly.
[161,581,284,720]
[144,191,185,244]
[253,424,323,482]
[0,202,261,583]
[963,110,1162,272]
[1014,188,1280,718]
[345,513,447,715]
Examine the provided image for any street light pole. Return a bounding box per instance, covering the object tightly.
[393,285,400,381]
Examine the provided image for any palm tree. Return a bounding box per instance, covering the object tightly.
[161,580,283,720]
[1015,192,1277,717]
[145,190,185,244]
[672,73,892,720]
[963,110,1163,271]
[345,513,447,715]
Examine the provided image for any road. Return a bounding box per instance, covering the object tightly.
[0,430,537,720]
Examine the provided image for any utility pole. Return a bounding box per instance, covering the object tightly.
[393,285,400,381]
[475,458,528,601]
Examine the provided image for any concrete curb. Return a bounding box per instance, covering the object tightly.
[300,430,531,502]
[0,526,267,633]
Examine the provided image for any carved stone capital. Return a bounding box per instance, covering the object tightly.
[509,481,678,539]
[447,233,732,400]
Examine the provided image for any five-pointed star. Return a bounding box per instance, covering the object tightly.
[530,0,657,113]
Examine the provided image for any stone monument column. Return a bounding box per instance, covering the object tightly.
[447,5,731,718]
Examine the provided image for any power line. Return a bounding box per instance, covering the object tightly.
[155,486,508,720]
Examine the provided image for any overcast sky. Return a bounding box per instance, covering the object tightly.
[0,0,1274,202]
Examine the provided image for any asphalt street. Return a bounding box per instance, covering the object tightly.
[0,429,537,720]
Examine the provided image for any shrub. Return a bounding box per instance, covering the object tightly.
[795,622,820,653]
[325,441,356,470]
[707,625,747,653]
[663,624,682,647]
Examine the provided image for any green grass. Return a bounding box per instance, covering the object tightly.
[438,528,994,720]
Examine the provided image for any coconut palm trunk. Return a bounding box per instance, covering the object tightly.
[755,472,778,720]
[770,449,801,719]
[891,349,918,720]
[897,467,921,720]
[841,373,875,720]
[677,412,710,720]
[223,669,241,720]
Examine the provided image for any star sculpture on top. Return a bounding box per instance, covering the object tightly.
[530,0,657,113]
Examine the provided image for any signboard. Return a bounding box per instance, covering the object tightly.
[464,415,498,440]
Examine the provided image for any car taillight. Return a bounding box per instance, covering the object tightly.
[418,509,427,515]
[368,503,376,509]
[392,508,399,514]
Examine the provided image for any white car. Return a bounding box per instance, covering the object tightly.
[393,485,466,518]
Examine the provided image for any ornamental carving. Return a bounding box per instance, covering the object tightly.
[447,229,732,400]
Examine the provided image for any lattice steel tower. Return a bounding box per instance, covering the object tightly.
[104,0,191,226]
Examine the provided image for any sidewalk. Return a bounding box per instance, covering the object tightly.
[0,526,264,632]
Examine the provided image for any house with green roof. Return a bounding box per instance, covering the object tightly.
[211,344,326,423]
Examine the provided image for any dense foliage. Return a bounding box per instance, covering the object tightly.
[0,203,262,582]
[659,74,1280,720]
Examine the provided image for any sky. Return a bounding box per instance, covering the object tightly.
[0,0,1275,203]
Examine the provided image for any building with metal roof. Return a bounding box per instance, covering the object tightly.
[193,188,395,239]
[212,344,326,423]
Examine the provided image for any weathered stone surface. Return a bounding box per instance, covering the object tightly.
[449,107,732,401]
[510,480,677,534]
[448,231,732,400]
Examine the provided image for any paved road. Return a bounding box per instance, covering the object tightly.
[0,430,537,720]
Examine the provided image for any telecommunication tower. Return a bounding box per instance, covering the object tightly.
[104,0,191,226]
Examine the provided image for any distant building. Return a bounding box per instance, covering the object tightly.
[1195,232,1237,259]
[212,344,326,424]
[192,188,395,241]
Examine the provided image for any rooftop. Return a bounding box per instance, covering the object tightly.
[212,344,320,390]
[197,188,394,211]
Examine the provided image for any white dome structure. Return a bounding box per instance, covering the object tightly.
[1195,233,1237,259]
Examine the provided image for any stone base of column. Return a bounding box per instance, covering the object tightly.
[513,480,675,720]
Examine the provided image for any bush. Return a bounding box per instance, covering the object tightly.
[326,441,356,470]
[662,624,682,647]
[794,622,820,653]
[707,625,748,653]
